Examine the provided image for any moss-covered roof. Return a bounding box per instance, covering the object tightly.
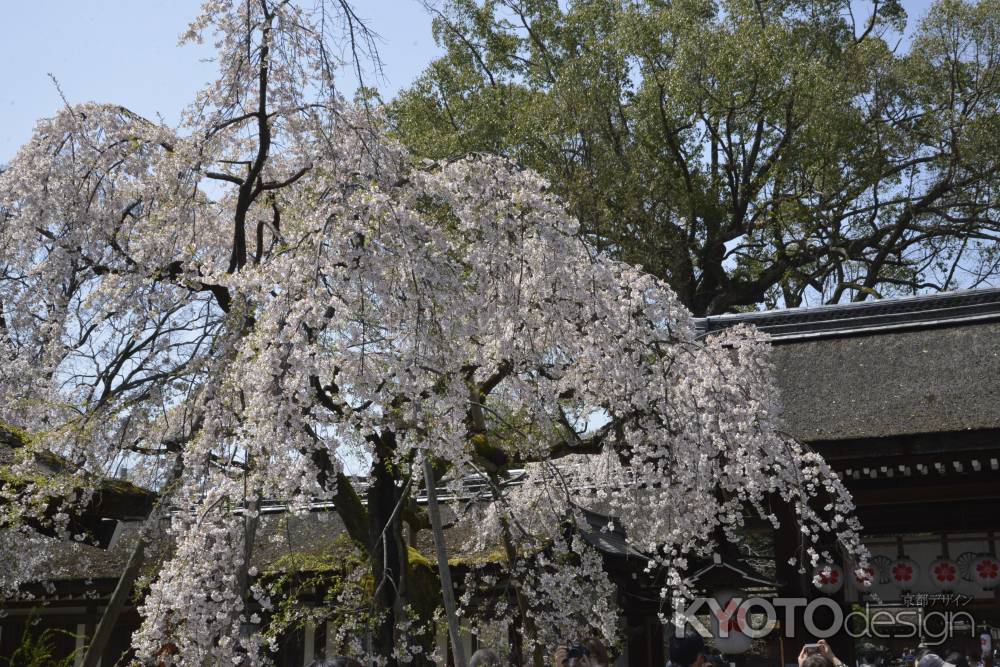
[1,422,157,550]
[696,289,1000,441]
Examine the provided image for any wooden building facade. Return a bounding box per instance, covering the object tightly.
[700,288,1000,667]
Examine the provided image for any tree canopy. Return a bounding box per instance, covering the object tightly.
[392,0,1000,314]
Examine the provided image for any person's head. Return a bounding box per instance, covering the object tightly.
[580,638,610,667]
[918,653,956,667]
[915,648,934,667]
[307,658,363,667]
[798,641,834,667]
[669,628,707,667]
[554,643,594,667]
[705,654,727,667]
[945,651,969,667]
[470,648,502,667]
[802,654,833,667]
[857,643,881,667]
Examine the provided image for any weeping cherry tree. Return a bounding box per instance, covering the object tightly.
[0,1,867,665]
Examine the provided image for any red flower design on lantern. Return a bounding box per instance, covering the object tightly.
[812,564,845,593]
[976,559,999,580]
[819,569,840,585]
[972,555,999,590]
[893,562,914,582]
[929,558,960,592]
[714,604,744,634]
[855,566,875,587]
[934,562,957,582]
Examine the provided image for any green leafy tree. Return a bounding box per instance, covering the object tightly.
[393,0,1000,313]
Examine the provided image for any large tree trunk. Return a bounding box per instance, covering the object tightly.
[235,495,261,656]
[773,498,809,667]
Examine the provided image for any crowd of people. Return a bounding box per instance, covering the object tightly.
[793,639,990,667]
[304,635,988,667]
[907,646,989,667]
[304,637,612,667]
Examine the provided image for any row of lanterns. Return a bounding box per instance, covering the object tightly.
[812,553,1000,594]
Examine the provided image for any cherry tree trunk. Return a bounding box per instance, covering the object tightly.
[369,447,408,666]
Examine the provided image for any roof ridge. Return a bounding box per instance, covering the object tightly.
[696,287,1000,340]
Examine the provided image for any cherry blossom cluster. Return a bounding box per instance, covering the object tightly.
[456,515,619,660]
[0,528,59,598]
[132,485,264,665]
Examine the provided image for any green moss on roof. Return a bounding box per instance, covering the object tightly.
[265,540,438,577]
[96,477,155,498]
[0,420,154,501]
[265,534,364,575]
[34,449,66,469]
[0,465,53,491]
[0,422,30,448]
[448,548,507,569]
[408,546,433,571]
[268,550,344,574]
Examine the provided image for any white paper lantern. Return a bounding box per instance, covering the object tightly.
[928,557,960,592]
[889,557,920,591]
[812,563,844,594]
[709,589,753,654]
[972,554,1000,590]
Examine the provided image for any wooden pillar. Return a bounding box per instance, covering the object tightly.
[74,624,87,667]
[325,620,336,659]
[773,499,808,667]
[303,620,316,666]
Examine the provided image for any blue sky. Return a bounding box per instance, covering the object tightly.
[0,0,442,162]
[1,0,936,163]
